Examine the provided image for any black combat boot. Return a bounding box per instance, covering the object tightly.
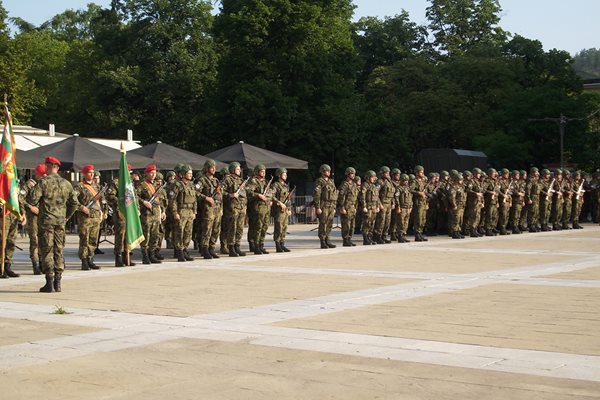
[154,250,164,260]
[275,242,284,253]
[320,239,329,249]
[81,258,90,271]
[39,275,54,293]
[200,246,213,259]
[183,249,194,261]
[220,243,228,255]
[259,243,269,254]
[166,240,173,250]
[573,222,583,229]
[3,263,19,278]
[362,233,370,245]
[249,241,257,253]
[149,251,162,264]
[209,246,220,259]
[562,222,571,230]
[374,234,384,244]
[325,239,336,248]
[390,232,398,241]
[94,248,104,255]
[88,257,100,270]
[485,229,494,236]
[281,242,291,252]
[414,233,424,242]
[401,234,410,243]
[234,244,246,256]
[452,231,460,239]
[541,224,550,232]
[142,250,151,265]
[176,249,187,262]
[115,253,125,268]
[383,235,391,244]
[53,272,62,292]
[32,260,41,275]
[342,238,351,247]
[228,245,239,257]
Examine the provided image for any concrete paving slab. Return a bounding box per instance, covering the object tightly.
[0,317,98,346]
[542,266,600,280]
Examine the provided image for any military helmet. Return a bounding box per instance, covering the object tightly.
[155,171,164,180]
[520,170,526,176]
[319,164,331,173]
[94,171,101,177]
[501,168,510,175]
[391,168,401,175]
[345,167,356,176]
[563,169,571,176]
[220,167,229,176]
[472,167,482,174]
[481,172,488,178]
[400,173,409,180]
[228,161,241,173]
[555,168,563,175]
[414,165,424,173]
[203,159,217,171]
[181,164,193,173]
[440,170,449,177]
[194,171,203,180]
[380,166,390,174]
[487,168,497,175]
[354,176,361,183]
[409,174,416,180]
[174,163,185,173]
[450,170,460,179]
[463,170,472,177]
[166,171,176,179]
[530,167,539,174]
[275,167,287,177]
[428,172,435,179]
[512,170,520,176]
[541,168,550,175]
[365,170,376,178]
[573,170,581,178]
[454,173,464,180]
[254,164,266,174]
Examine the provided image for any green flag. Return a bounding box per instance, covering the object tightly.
[118,143,144,251]
[0,104,21,217]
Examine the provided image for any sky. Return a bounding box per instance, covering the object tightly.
[3,0,599,55]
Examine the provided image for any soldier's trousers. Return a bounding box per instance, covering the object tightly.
[341,209,356,240]
[113,212,126,255]
[26,214,39,263]
[317,206,336,240]
[272,207,289,242]
[362,209,377,236]
[539,199,552,226]
[520,204,529,228]
[200,205,222,247]
[449,207,465,232]
[551,199,563,224]
[397,207,411,235]
[0,214,18,264]
[224,207,246,246]
[497,201,510,229]
[571,199,583,223]
[77,212,101,260]
[374,203,392,237]
[141,216,161,253]
[389,208,398,236]
[465,202,481,233]
[39,223,66,276]
[484,203,499,230]
[562,198,572,225]
[527,200,540,228]
[164,216,174,245]
[249,204,270,244]
[412,203,427,234]
[174,210,195,250]
[509,202,523,229]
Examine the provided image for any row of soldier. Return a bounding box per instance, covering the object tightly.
[314,164,595,247]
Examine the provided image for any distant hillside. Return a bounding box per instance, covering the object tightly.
[573,48,600,79]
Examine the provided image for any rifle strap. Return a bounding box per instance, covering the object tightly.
[83,182,99,205]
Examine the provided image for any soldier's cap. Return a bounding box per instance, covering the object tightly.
[276,167,287,177]
[228,162,240,173]
[414,165,424,173]
[529,166,539,174]
[463,170,472,177]
[487,167,497,175]
[166,171,176,178]
[45,156,61,166]
[144,164,157,174]
[450,169,458,176]
[365,170,376,178]
[82,164,94,174]
[319,164,331,173]
[354,176,361,183]
[380,166,390,173]
[34,164,46,176]
[400,173,409,181]
[450,170,460,179]
[434,172,440,177]
[440,170,449,177]
[345,167,356,176]
[203,159,217,170]
[155,171,164,180]
[254,163,266,173]
[511,170,520,176]
[391,168,401,175]
[501,168,510,174]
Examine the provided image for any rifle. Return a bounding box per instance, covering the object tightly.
[285,186,296,207]
[503,179,513,204]
[490,179,500,199]
[235,176,251,195]
[546,178,556,201]
[211,177,227,198]
[262,175,274,196]
[85,183,108,208]
[149,181,167,206]
[575,180,585,200]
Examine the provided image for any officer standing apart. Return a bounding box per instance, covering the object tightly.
[74,164,103,271]
[313,164,338,249]
[31,156,79,292]
[271,168,292,252]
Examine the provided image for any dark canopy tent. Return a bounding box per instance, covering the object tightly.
[415,148,487,173]
[204,141,309,170]
[129,141,227,170]
[16,135,153,170]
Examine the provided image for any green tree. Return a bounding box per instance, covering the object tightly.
[572,48,600,79]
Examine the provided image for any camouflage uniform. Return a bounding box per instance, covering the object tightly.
[550,170,564,230]
[374,166,395,243]
[561,172,573,229]
[271,168,292,252]
[21,177,42,273]
[197,161,223,259]
[313,164,338,249]
[447,173,466,239]
[105,179,133,267]
[509,171,526,234]
[359,171,380,245]
[571,173,585,228]
[410,166,429,241]
[0,195,26,278]
[337,167,359,247]
[464,169,484,237]
[525,169,541,232]
[483,169,500,236]
[137,178,163,263]
[247,165,273,254]
[163,171,177,248]
[388,169,401,240]
[538,171,553,231]
[169,165,197,261]
[395,174,413,243]
[497,170,512,235]
[74,180,104,269]
[222,162,248,257]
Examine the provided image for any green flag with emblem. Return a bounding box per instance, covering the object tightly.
[118,142,144,250]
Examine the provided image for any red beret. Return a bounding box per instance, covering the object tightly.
[35,164,46,175]
[144,165,157,173]
[127,163,133,171]
[82,164,94,174]
[45,156,61,166]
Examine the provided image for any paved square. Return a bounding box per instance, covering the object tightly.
[1,225,599,399]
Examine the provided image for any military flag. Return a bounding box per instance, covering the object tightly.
[0,104,20,217]
[118,142,144,250]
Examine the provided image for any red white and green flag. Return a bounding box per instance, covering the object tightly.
[0,105,20,217]
[118,142,144,250]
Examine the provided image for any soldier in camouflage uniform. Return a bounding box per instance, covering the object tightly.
[137,165,163,264]
[509,170,526,234]
[271,168,292,252]
[561,170,573,230]
[483,168,500,236]
[163,171,177,249]
[571,171,585,229]
[395,174,412,243]
[247,164,273,254]
[105,167,135,267]
[388,168,401,241]
[411,166,429,242]
[169,164,197,262]
[550,169,564,230]
[0,185,27,279]
[154,171,168,259]
[497,168,512,235]
[313,164,338,249]
[74,164,104,270]
[222,162,248,257]
[337,167,359,247]
[464,168,483,237]
[539,169,553,231]
[448,172,466,239]
[360,170,380,245]
[525,167,541,232]
[21,163,46,275]
[31,156,79,293]
[197,160,223,259]
[373,166,394,244]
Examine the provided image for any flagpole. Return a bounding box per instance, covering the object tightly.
[1,207,6,277]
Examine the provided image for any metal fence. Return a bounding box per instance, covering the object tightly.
[289,195,317,224]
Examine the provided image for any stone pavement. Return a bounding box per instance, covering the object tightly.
[1,225,600,399]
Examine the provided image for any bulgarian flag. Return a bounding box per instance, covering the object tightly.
[0,104,20,217]
[118,142,144,250]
